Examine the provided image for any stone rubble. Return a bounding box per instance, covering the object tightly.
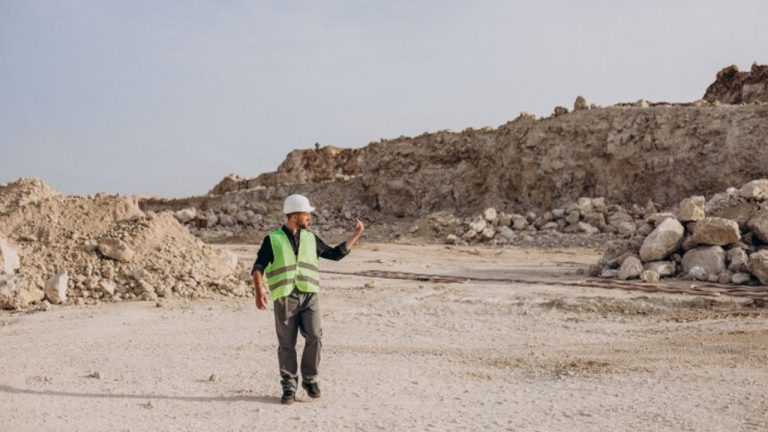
[591,179,768,286]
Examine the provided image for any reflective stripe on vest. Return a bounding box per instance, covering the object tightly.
[265,229,320,300]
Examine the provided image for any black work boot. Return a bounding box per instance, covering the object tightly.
[301,381,321,399]
[281,388,296,405]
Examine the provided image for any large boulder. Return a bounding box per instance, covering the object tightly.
[689,217,741,246]
[727,247,749,273]
[639,218,684,261]
[98,239,136,263]
[0,237,21,274]
[738,179,768,200]
[618,256,643,280]
[677,196,705,222]
[748,250,768,285]
[747,212,768,243]
[44,271,69,304]
[681,246,726,276]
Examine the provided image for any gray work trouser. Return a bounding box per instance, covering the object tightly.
[273,288,322,391]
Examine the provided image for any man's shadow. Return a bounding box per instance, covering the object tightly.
[0,384,283,405]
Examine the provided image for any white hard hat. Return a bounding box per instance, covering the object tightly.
[283,194,316,214]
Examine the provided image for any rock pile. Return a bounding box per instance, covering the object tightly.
[439,197,659,246]
[591,179,768,286]
[0,178,248,310]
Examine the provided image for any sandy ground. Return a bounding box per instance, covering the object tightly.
[1,243,768,431]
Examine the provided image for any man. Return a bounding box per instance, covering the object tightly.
[251,193,364,405]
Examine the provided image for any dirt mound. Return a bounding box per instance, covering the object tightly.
[0,179,248,310]
[0,177,60,214]
[209,146,362,195]
[704,63,768,104]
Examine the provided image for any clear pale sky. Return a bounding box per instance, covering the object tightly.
[1,1,766,197]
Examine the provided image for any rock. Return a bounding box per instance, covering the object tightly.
[639,218,685,261]
[510,214,528,230]
[592,197,607,213]
[644,261,676,277]
[98,239,135,263]
[748,250,768,285]
[553,106,569,116]
[219,249,239,272]
[461,230,477,242]
[566,210,580,226]
[218,214,236,226]
[727,247,749,273]
[0,237,21,274]
[640,270,660,283]
[646,212,677,227]
[677,196,705,222]
[88,371,101,379]
[468,219,487,233]
[480,227,495,240]
[552,209,565,219]
[618,256,643,280]
[574,96,588,111]
[608,212,636,236]
[738,179,768,200]
[718,270,734,284]
[45,271,69,304]
[578,197,594,216]
[173,208,197,224]
[498,212,512,227]
[0,277,45,309]
[445,234,460,245]
[637,223,654,236]
[483,208,498,223]
[100,281,116,296]
[689,217,740,246]
[600,269,619,278]
[541,222,559,231]
[681,246,726,276]
[746,212,768,243]
[680,235,698,252]
[577,222,599,236]
[688,266,708,281]
[525,212,537,222]
[707,273,719,283]
[427,211,459,230]
[497,227,516,242]
[732,272,752,285]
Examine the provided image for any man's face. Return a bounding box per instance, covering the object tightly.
[292,212,311,229]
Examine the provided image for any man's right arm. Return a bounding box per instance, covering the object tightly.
[252,236,273,310]
[253,270,268,310]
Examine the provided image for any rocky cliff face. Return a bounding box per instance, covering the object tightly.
[150,64,768,224]
[704,63,768,104]
[199,103,768,219]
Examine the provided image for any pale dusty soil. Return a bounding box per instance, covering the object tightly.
[1,243,768,432]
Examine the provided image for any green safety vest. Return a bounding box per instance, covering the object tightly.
[265,229,320,300]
